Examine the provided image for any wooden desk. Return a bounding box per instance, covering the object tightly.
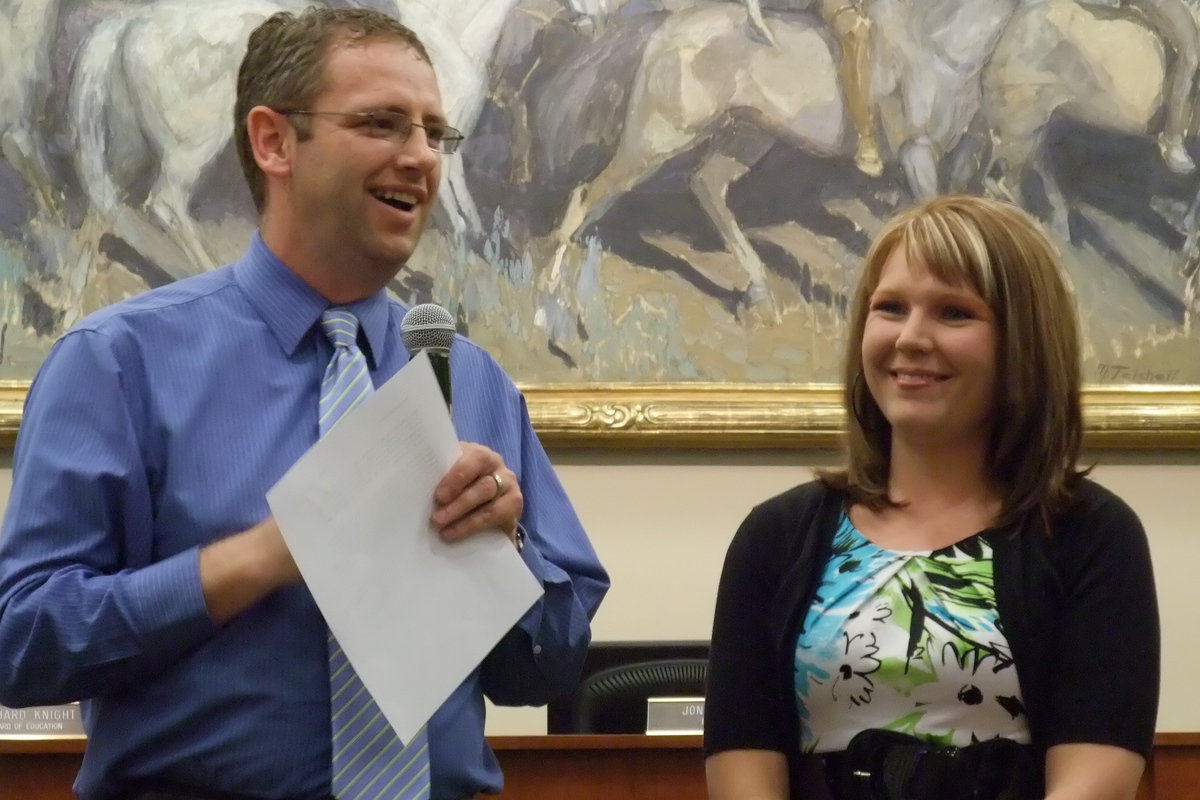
[4,734,1198,799]
[492,735,705,799]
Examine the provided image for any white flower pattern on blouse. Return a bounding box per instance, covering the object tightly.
[794,514,1030,752]
[827,631,881,706]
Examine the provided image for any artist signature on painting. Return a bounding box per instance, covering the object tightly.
[1095,364,1181,383]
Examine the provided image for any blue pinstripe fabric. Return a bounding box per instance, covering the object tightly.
[320,308,430,800]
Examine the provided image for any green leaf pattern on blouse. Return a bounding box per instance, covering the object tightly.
[794,513,1028,752]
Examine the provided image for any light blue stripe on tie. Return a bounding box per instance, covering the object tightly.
[318,307,430,800]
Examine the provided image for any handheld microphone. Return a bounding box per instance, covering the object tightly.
[401,303,455,413]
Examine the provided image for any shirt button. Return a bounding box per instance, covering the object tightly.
[532,645,542,655]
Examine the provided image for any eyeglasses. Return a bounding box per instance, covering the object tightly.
[275,109,464,155]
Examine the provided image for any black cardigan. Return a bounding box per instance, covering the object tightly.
[704,480,1159,795]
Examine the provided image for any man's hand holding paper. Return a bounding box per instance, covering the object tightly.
[266,351,543,745]
[433,442,524,544]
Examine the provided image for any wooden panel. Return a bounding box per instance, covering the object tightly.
[1153,746,1200,800]
[3,753,80,800]
[1155,733,1200,746]
[3,735,1196,800]
[495,746,705,800]
[0,738,86,753]
[492,736,706,800]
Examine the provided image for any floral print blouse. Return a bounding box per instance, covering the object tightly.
[794,512,1031,752]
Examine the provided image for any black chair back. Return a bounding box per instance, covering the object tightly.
[569,658,707,734]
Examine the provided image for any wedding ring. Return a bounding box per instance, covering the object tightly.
[491,472,504,498]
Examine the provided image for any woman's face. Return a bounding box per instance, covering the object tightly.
[861,245,999,448]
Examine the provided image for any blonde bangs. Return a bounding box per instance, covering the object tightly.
[901,211,998,304]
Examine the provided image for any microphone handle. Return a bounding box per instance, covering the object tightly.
[427,348,452,416]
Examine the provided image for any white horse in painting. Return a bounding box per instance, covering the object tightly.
[870,0,1018,199]
[545,0,1018,319]
[985,0,1193,231]
[546,3,844,319]
[983,0,1200,325]
[70,0,539,279]
[71,0,309,279]
[1,0,63,218]
[0,0,97,336]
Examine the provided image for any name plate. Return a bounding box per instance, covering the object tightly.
[0,702,85,739]
[645,696,704,735]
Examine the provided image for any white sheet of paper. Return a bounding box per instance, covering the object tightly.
[266,351,543,745]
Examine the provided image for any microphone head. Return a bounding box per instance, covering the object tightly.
[401,303,456,354]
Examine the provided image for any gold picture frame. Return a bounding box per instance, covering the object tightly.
[518,384,1200,449]
[2,381,1197,450]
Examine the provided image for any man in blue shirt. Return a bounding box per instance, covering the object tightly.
[0,7,608,800]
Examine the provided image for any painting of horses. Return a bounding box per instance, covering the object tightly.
[3,0,1200,392]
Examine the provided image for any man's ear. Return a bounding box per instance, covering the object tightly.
[246,106,294,182]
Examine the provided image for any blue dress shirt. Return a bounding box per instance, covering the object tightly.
[0,234,609,800]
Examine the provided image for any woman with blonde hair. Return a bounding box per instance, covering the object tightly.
[705,194,1159,800]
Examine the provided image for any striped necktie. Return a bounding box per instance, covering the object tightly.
[319,308,431,800]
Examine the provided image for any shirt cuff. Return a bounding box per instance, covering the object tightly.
[125,546,222,647]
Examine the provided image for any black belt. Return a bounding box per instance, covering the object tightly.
[819,730,1039,800]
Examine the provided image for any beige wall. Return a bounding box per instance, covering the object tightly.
[1,449,1195,735]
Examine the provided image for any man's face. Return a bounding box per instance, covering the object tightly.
[286,39,444,290]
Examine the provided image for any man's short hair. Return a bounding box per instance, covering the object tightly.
[234,6,431,213]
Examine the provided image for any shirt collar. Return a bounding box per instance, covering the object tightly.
[233,232,392,366]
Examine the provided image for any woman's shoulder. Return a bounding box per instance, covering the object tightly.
[731,480,844,554]
[1059,477,1142,528]
[1047,477,1148,559]
[719,481,844,612]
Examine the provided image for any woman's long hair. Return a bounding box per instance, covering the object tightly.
[819,194,1087,529]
